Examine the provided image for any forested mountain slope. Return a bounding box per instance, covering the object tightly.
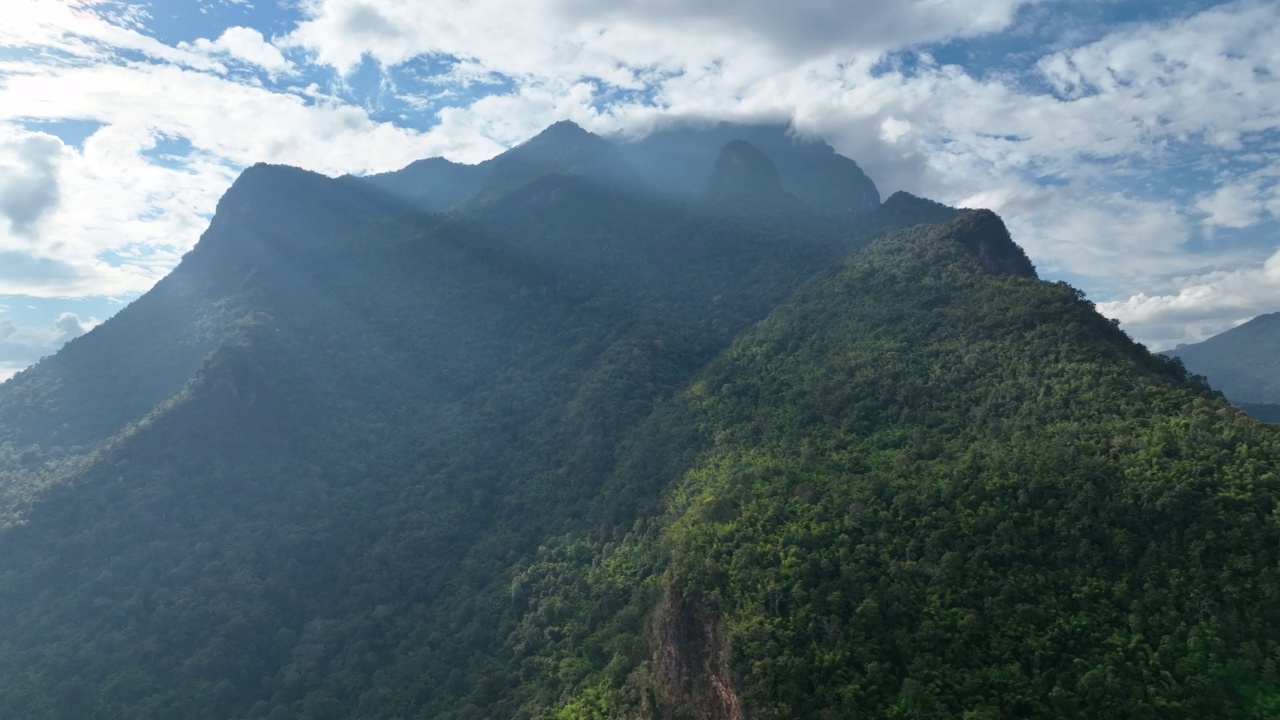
[0,122,1276,720]
[1171,312,1280,408]
[514,214,1280,720]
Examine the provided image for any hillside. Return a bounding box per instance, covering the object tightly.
[0,121,1278,720]
[1171,312,1280,408]
[518,215,1280,719]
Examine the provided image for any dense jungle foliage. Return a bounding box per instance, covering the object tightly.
[523,217,1280,720]
[0,122,1276,720]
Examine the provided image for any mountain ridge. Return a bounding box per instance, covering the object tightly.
[347,119,882,217]
[0,121,1278,720]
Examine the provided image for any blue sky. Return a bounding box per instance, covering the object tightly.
[2,0,1279,380]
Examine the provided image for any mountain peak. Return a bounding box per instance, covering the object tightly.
[618,121,880,213]
[518,120,605,153]
[464,121,643,204]
[937,209,1037,278]
[879,191,954,217]
[707,139,785,203]
[353,156,487,212]
[538,119,591,137]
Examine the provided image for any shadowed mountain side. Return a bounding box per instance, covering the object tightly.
[703,140,812,222]
[350,157,489,212]
[0,163,414,456]
[707,140,785,200]
[462,121,647,208]
[0,138,974,716]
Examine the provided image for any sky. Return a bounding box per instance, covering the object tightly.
[1,0,1278,381]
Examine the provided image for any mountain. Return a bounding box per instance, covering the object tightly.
[464,120,646,206]
[618,121,881,214]
[352,157,487,212]
[534,214,1280,720]
[1,122,1279,720]
[1239,402,1280,423]
[703,139,806,219]
[871,189,965,230]
[347,120,882,216]
[1170,312,1280,410]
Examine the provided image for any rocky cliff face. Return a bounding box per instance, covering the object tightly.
[651,591,742,720]
[945,209,1037,278]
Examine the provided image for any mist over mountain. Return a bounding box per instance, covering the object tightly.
[1,120,1278,720]
[348,120,881,217]
[618,121,881,214]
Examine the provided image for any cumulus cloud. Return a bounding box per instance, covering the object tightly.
[0,311,98,378]
[0,117,229,297]
[0,362,26,384]
[3,0,227,72]
[181,26,293,75]
[563,0,1033,58]
[53,311,89,341]
[0,251,83,293]
[1098,242,1280,349]
[957,183,1207,287]
[1197,184,1266,230]
[0,127,63,237]
[0,56,468,297]
[285,0,1037,76]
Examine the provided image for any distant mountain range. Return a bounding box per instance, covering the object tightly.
[1,120,1278,720]
[1167,311,1280,420]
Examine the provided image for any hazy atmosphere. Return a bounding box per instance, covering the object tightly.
[4,2,1280,717]
[1,0,1278,379]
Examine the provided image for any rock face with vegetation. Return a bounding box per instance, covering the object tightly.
[1,121,1278,720]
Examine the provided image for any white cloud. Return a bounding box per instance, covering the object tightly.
[284,0,1037,77]
[2,0,227,72]
[0,57,480,296]
[0,118,229,296]
[1098,248,1280,350]
[958,182,1210,285]
[0,126,62,237]
[181,26,293,75]
[0,310,97,377]
[1197,184,1266,229]
[562,0,1033,59]
[0,61,447,174]
[53,310,90,340]
[0,363,24,383]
